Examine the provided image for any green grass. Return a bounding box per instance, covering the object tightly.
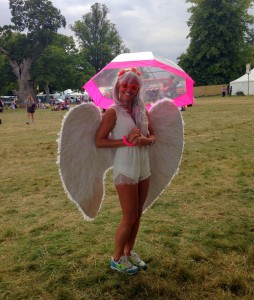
[0,96,254,299]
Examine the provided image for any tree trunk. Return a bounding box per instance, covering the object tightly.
[9,57,37,106]
[45,82,50,102]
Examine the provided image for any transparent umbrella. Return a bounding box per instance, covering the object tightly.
[83,52,194,109]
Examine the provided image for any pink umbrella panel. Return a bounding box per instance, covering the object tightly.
[83,52,194,109]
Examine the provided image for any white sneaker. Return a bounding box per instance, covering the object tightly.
[128,251,147,270]
[110,256,139,274]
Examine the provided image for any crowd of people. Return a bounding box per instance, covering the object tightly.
[50,94,92,111]
[0,97,18,111]
[50,99,70,111]
[222,85,232,97]
[0,94,92,127]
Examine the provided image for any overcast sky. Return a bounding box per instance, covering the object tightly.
[0,0,191,62]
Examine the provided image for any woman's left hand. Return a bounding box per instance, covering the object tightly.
[133,135,147,146]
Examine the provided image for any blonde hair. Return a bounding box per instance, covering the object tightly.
[27,95,34,102]
[112,69,148,135]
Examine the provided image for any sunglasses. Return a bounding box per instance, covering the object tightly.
[120,82,140,92]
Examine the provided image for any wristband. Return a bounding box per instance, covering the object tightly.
[123,135,136,146]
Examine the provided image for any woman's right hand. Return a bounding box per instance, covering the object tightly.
[127,128,141,143]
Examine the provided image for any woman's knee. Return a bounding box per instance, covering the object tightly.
[122,214,139,226]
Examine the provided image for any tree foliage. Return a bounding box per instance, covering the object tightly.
[7,0,66,59]
[178,0,254,86]
[0,54,17,95]
[0,0,66,100]
[31,34,95,97]
[71,2,129,72]
[10,0,66,31]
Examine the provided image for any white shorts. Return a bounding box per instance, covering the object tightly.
[113,147,150,185]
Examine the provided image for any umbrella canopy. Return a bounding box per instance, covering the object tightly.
[83,52,194,109]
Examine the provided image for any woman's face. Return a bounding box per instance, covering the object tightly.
[118,78,140,103]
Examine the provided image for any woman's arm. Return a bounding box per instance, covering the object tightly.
[95,108,125,148]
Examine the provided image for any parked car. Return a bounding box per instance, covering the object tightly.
[0,96,15,106]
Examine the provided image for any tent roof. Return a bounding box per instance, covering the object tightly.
[230,68,254,83]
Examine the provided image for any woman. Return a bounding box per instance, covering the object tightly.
[96,68,156,274]
[26,96,36,124]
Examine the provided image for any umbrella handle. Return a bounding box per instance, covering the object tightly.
[123,135,136,146]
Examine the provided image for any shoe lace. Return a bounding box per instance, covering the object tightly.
[120,256,133,268]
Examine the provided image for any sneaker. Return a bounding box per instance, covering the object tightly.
[110,256,139,275]
[128,251,147,270]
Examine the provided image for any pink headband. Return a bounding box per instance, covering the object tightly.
[118,67,142,77]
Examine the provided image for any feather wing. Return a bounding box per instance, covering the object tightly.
[57,103,114,220]
[144,99,184,211]
[57,100,183,219]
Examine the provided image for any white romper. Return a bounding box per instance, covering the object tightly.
[111,106,151,185]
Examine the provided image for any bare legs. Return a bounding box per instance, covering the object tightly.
[26,112,35,124]
[113,177,150,261]
[124,178,150,256]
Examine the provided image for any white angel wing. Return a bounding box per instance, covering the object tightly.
[57,99,183,220]
[57,103,114,221]
[143,99,184,212]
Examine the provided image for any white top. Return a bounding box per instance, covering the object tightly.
[111,106,150,181]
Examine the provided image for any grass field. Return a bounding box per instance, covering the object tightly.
[0,96,254,300]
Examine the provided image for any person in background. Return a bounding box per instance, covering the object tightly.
[96,67,156,275]
[11,98,17,109]
[26,95,36,124]
[222,86,226,97]
[229,86,232,96]
[0,99,4,113]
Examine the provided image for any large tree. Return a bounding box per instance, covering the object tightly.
[71,2,129,73]
[31,34,95,100]
[178,0,254,86]
[0,0,66,101]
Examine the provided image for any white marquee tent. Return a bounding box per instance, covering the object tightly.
[230,69,254,95]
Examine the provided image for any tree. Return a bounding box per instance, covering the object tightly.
[0,54,17,95]
[71,2,129,73]
[246,27,254,45]
[0,0,66,101]
[31,34,95,100]
[178,0,254,86]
